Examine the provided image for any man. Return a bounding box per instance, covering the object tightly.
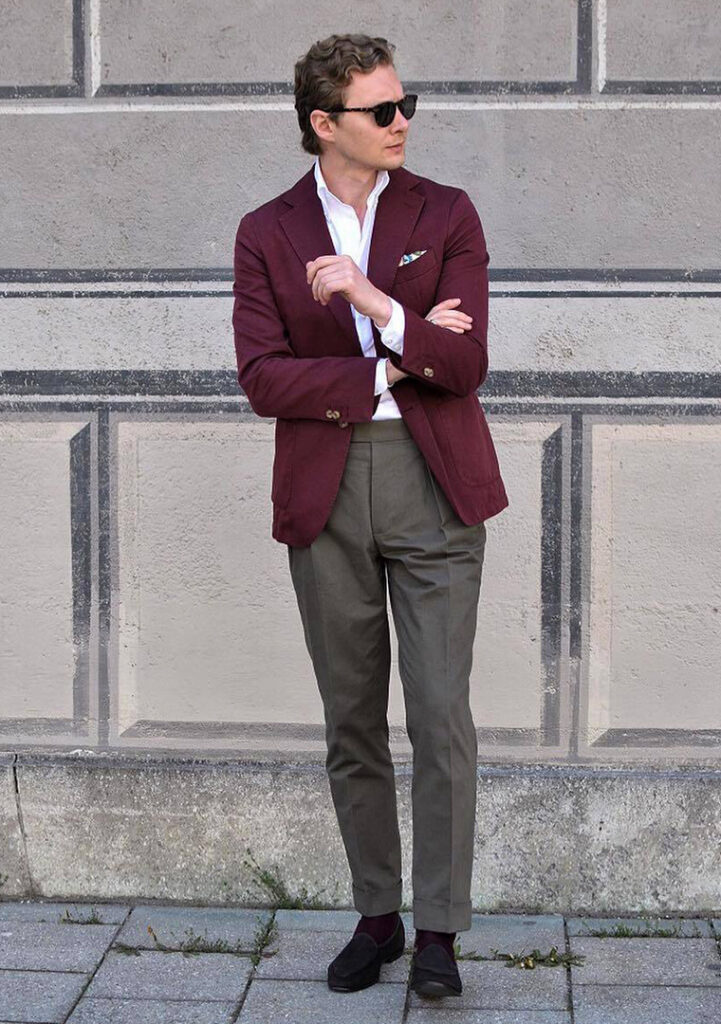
[232,33,508,999]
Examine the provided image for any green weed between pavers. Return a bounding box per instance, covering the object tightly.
[456,944,585,968]
[240,846,338,909]
[113,918,273,960]
[59,906,105,924]
[579,917,708,938]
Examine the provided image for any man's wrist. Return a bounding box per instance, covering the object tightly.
[371,292,393,329]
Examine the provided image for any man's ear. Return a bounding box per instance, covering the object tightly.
[309,109,334,148]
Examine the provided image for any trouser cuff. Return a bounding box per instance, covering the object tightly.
[413,897,473,932]
[352,881,403,916]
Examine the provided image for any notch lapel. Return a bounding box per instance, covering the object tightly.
[279,169,357,348]
[366,172,425,299]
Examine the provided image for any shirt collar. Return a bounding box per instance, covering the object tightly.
[313,156,389,212]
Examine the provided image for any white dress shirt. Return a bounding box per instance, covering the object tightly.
[313,156,405,420]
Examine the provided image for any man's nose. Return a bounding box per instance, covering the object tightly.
[391,106,409,129]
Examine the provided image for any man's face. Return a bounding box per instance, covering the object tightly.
[319,62,409,171]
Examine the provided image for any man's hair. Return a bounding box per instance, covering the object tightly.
[294,33,396,155]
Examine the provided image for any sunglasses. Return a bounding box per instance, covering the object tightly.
[325,93,418,128]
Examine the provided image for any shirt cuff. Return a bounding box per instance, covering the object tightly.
[374,358,390,395]
[376,297,405,354]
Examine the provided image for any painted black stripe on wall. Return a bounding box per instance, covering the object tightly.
[2,269,720,285]
[2,371,721,399]
[603,81,721,95]
[541,425,564,746]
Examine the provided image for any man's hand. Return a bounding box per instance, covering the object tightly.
[306,255,391,324]
[425,297,473,333]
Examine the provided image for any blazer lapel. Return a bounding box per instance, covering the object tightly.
[279,168,357,347]
[366,172,425,299]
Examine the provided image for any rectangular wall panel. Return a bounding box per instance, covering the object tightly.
[111,415,321,748]
[0,416,96,742]
[97,0,578,86]
[0,0,75,87]
[606,0,721,81]
[584,418,721,751]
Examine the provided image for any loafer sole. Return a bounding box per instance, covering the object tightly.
[411,975,463,998]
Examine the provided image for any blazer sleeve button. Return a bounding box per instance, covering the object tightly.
[325,409,335,418]
[423,366,434,377]
[332,410,341,418]
[338,420,349,428]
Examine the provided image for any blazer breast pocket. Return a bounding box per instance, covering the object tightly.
[395,246,439,283]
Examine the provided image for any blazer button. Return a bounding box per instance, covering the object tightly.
[423,366,434,377]
[325,409,335,418]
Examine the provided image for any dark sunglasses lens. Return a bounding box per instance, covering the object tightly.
[374,101,396,127]
[374,95,417,127]
[400,94,417,120]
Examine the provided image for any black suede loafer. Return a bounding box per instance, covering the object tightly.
[327,916,406,992]
[409,940,463,997]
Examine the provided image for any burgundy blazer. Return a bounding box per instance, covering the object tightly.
[232,163,509,547]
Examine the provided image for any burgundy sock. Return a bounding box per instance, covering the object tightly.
[354,910,400,944]
[415,928,456,957]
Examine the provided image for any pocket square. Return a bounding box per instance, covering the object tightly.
[398,249,428,267]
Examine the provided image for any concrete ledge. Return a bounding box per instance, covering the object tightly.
[1,752,720,914]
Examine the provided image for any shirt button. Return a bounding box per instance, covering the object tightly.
[423,367,434,377]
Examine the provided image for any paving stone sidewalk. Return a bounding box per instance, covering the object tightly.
[0,900,720,1023]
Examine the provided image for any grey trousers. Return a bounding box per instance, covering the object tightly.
[287,417,486,932]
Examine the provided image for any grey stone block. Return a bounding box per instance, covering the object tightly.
[3,108,721,269]
[573,983,721,1024]
[0,0,73,87]
[0,969,87,1023]
[567,915,713,937]
[0,920,117,970]
[255,927,411,983]
[606,1,721,81]
[470,771,721,917]
[568,937,721,985]
[114,904,272,951]
[83,948,253,1001]
[407,958,568,1011]
[0,901,129,924]
[11,757,721,914]
[98,0,577,87]
[237,977,407,1023]
[68,999,237,1023]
